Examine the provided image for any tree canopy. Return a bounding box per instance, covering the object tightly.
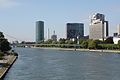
[80,40,88,48]
[0,32,11,52]
[58,38,66,44]
[88,40,97,49]
[104,37,114,44]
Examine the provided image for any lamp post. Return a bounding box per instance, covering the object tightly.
[75,35,80,49]
[77,36,79,45]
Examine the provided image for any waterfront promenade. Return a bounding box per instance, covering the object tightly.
[0,56,17,79]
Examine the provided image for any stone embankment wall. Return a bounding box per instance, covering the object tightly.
[0,56,17,79]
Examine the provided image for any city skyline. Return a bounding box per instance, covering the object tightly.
[0,0,120,42]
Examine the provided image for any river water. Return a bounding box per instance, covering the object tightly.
[4,48,120,80]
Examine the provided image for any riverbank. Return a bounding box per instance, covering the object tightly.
[0,55,17,79]
[32,47,120,53]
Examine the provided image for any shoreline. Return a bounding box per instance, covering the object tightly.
[32,47,120,53]
[0,56,18,79]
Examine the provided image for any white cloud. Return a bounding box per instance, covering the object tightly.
[0,0,20,8]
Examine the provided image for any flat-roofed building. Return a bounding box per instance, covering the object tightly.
[89,13,109,40]
[36,21,44,43]
[66,23,84,40]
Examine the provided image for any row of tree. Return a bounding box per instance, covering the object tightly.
[38,37,120,49]
[38,38,77,44]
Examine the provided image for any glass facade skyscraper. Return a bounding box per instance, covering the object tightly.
[36,21,44,43]
[66,23,84,40]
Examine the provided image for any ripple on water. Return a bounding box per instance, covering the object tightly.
[4,48,120,80]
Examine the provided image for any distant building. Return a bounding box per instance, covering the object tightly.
[51,31,57,41]
[113,24,120,44]
[66,23,84,40]
[89,13,109,40]
[36,21,44,43]
[113,37,120,44]
[117,24,120,35]
[113,33,118,37]
[113,25,120,37]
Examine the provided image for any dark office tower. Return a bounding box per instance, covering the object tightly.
[66,23,84,40]
[89,13,109,41]
[36,21,44,43]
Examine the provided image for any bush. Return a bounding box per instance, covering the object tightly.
[0,52,4,58]
[80,40,88,48]
[13,52,18,56]
[104,37,114,44]
[88,40,98,49]
[11,50,18,56]
[98,44,119,50]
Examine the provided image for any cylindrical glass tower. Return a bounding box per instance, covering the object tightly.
[36,21,44,43]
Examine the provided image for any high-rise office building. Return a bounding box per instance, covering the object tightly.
[117,24,120,35]
[36,21,44,43]
[89,13,109,40]
[66,23,84,40]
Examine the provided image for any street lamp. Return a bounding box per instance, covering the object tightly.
[77,36,79,45]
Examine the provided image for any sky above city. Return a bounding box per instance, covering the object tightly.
[0,0,120,42]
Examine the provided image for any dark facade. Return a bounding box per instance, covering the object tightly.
[36,21,44,43]
[66,23,84,40]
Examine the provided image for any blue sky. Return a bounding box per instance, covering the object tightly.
[0,0,120,42]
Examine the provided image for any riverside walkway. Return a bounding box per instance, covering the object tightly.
[0,56,17,79]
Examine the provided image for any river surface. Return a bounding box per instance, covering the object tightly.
[4,48,120,80]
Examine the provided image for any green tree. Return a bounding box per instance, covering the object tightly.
[0,32,4,38]
[118,40,120,49]
[0,32,11,52]
[52,41,59,44]
[104,37,114,44]
[38,41,44,44]
[81,40,88,48]
[44,39,52,44]
[95,40,103,44]
[58,38,66,44]
[88,40,97,49]
[67,40,75,44]
[79,38,87,44]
